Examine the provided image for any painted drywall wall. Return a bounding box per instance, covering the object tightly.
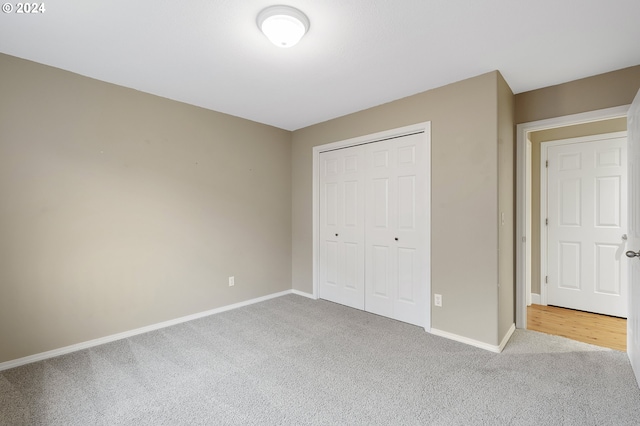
[292,72,506,345]
[515,65,640,125]
[0,54,292,364]
[497,73,515,341]
[529,118,627,296]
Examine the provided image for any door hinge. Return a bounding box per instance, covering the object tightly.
[546,160,548,168]
[545,276,548,284]
[545,218,548,226]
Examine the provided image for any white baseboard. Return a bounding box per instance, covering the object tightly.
[291,289,315,299]
[0,289,293,372]
[430,323,515,353]
[498,323,516,352]
[531,293,541,305]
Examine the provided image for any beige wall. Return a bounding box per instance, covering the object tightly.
[529,118,627,295]
[292,71,509,345]
[515,65,640,124]
[497,73,515,340]
[0,54,292,364]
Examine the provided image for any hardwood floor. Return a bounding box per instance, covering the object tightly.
[527,304,627,351]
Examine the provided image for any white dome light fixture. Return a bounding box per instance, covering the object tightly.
[257,5,310,48]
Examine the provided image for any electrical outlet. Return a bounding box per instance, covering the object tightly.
[434,294,442,307]
[229,276,235,287]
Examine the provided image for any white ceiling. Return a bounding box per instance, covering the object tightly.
[1,0,639,131]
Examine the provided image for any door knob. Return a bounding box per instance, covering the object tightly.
[622,234,628,240]
[625,250,640,258]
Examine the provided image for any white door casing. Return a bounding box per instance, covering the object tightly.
[314,122,431,331]
[365,134,428,326]
[626,89,640,387]
[543,133,628,317]
[318,146,365,309]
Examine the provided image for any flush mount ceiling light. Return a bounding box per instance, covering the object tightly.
[257,5,310,48]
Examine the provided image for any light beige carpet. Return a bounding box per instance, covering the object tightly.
[1,294,639,425]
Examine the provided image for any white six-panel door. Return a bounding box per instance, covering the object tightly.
[319,132,429,327]
[319,146,365,309]
[546,134,628,317]
[365,134,428,326]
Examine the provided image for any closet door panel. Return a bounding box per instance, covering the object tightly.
[319,147,365,309]
[365,133,428,326]
[366,141,397,318]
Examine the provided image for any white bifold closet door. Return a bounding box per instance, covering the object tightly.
[319,145,366,310]
[319,132,428,327]
[365,134,428,326]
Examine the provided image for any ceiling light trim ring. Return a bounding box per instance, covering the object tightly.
[257,5,310,48]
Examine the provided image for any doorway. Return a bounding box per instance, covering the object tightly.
[516,106,630,331]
